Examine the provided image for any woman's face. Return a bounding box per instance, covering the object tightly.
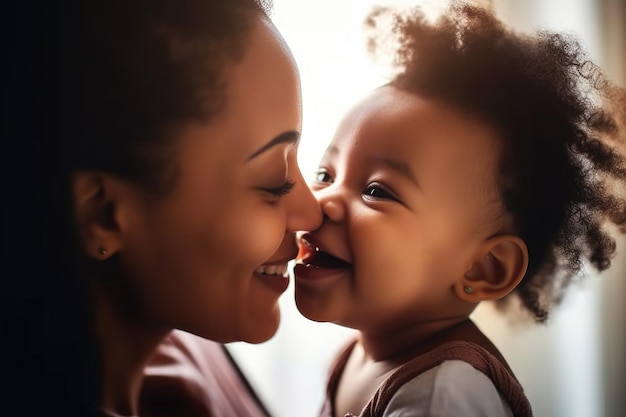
[117,19,321,343]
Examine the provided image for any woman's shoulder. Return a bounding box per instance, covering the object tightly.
[140,330,271,417]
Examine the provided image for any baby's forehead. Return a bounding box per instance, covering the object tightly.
[331,86,502,157]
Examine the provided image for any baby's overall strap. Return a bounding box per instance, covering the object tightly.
[319,338,359,417]
[360,341,532,417]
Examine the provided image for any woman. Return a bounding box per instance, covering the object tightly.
[3,1,321,416]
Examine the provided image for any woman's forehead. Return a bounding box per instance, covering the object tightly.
[192,18,301,162]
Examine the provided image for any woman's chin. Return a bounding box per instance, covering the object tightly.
[182,315,278,344]
[240,311,281,344]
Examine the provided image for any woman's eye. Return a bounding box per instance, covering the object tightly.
[363,183,398,201]
[315,169,334,184]
[263,180,296,197]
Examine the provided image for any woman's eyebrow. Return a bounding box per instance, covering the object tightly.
[246,131,300,161]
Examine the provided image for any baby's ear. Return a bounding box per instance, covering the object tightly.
[454,236,528,302]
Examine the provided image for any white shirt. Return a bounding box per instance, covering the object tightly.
[383,360,513,417]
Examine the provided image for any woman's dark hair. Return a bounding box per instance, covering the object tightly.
[64,0,272,192]
[365,2,626,323]
[3,1,271,416]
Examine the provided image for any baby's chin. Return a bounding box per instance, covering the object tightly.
[293,296,334,325]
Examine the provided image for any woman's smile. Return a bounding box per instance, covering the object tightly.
[254,260,291,294]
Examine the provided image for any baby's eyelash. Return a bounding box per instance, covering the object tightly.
[314,168,334,184]
[264,180,296,197]
[363,182,401,203]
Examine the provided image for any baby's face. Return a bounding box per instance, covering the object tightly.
[294,86,507,333]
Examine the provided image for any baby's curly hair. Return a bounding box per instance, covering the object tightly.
[365,2,626,323]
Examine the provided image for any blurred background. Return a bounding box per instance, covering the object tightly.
[227,1,626,416]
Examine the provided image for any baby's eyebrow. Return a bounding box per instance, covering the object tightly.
[322,145,339,159]
[374,156,420,189]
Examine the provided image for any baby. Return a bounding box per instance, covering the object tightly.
[294,3,626,417]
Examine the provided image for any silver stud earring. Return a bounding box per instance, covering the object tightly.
[464,285,473,294]
[98,247,108,256]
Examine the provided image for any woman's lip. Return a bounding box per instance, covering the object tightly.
[254,258,291,295]
[259,258,292,267]
[259,251,297,267]
[254,271,290,294]
[255,258,291,276]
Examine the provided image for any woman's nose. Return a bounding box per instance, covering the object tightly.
[285,170,323,233]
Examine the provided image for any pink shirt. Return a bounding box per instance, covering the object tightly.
[140,330,270,417]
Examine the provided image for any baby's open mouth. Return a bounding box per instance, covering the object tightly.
[298,236,352,270]
[303,250,352,269]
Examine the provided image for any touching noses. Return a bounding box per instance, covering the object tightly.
[315,184,345,223]
[285,170,323,232]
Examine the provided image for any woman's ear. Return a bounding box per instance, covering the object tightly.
[454,235,528,302]
[73,171,129,261]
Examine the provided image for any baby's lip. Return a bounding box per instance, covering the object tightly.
[297,233,352,269]
[296,233,323,260]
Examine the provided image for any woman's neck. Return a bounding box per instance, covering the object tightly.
[92,278,170,416]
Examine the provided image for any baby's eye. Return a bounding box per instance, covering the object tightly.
[363,183,399,202]
[315,169,334,184]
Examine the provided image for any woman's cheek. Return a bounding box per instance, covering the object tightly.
[243,214,286,261]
